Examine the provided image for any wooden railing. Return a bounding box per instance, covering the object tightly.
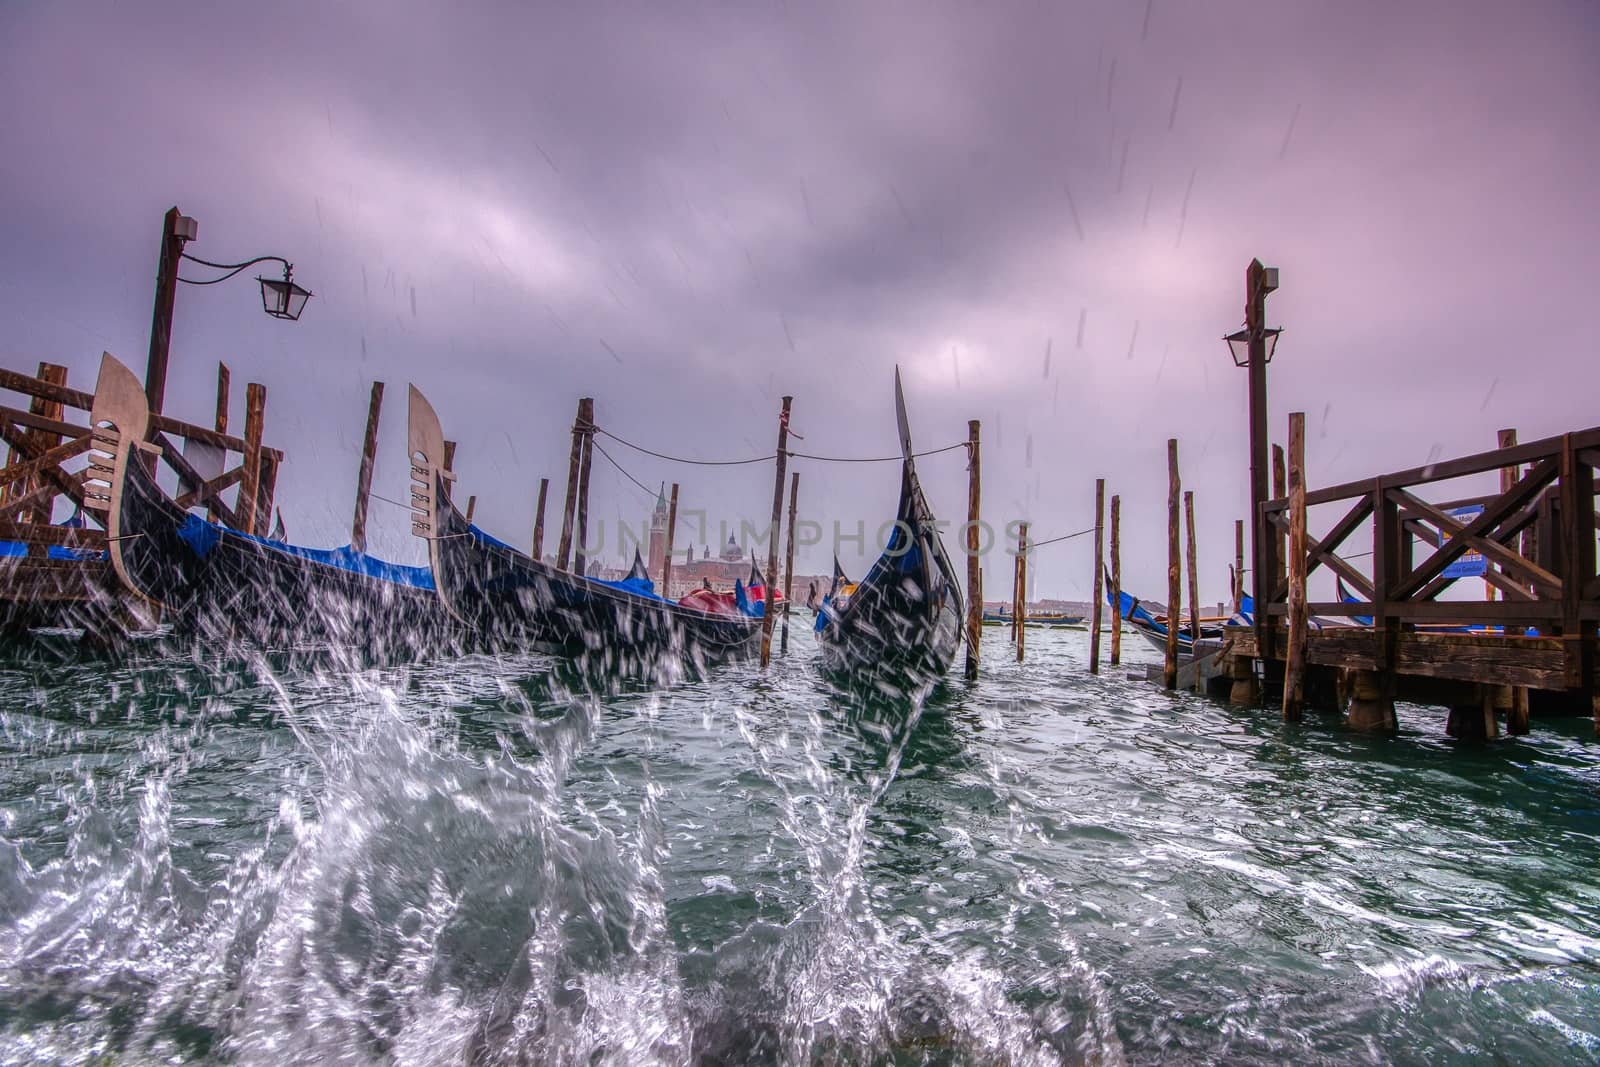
[0,359,284,555]
[1260,427,1600,639]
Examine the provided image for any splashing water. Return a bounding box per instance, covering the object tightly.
[1,628,1599,1064]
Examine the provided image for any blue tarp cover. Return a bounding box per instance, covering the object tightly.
[178,514,434,590]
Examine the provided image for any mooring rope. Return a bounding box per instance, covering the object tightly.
[1026,524,1098,549]
[592,425,967,467]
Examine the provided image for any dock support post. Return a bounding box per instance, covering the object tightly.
[1495,428,1532,734]
[1233,519,1244,615]
[1184,489,1200,644]
[1283,412,1307,722]
[781,472,798,653]
[1109,494,1122,667]
[760,396,792,668]
[1447,686,1500,742]
[573,398,595,576]
[1015,522,1027,663]
[532,477,549,562]
[1345,670,1397,733]
[12,363,68,526]
[965,420,982,680]
[1165,439,1180,690]
[237,383,266,536]
[1273,443,1287,598]
[208,362,231,524]
[556,398,587,571]
[1090,479,1105,674]
[350,381,384,553]
[661,482,679,596]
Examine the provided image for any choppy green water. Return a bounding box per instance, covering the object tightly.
[1,626,1598,1065]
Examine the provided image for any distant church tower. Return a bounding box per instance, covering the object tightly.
[647,485,669,579]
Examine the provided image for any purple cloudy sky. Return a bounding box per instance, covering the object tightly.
[2,0,1597,602]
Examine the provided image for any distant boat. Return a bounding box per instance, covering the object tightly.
[815,369,963,687]
[981,606,1084,628]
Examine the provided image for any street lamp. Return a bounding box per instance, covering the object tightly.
[1228,258,1281,664]
[144,205,313,413]
[1223,326,1281,367]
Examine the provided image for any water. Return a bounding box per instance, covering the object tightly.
[1,627,1598,1065]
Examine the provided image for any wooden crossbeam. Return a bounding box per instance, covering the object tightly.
[174,466,244,510]
[0,520,106,548]
[1268,508,1377,602]
[1389,459,1560,602]
[0,480,69,524]
[0,433,91,492]
[1410,502,1543,603]
[1391,486,1563,598]
[0,419,88,511]
[152,433,243,529]
[0,366,284,462]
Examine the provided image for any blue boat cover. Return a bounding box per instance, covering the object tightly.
[178,514,434,590]
[0,512,109,560]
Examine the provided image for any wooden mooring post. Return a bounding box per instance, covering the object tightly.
[1109,494,1122,666]
[759,396,792,668]
[1184,490,1200,642]
[573,399,595,576]
[236,383,266,536]
[531,477,549,561]
[556,398,589,571]
[209,363,230,524]
[1015,522,1028,663]
[965,420,982,680]
[781,471,798,653]
[1165,439,1180,689]
[1496,428,1532,735]
[350,381,384,553]
[1273,443,1287,596]
[661,481,679,596]
[1233,519,1244,614]
[1090,479,1105,674]
[1282,412,1307,722]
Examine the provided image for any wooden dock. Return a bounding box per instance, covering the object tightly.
[0,357,283,641]
[1230,424,1599,738]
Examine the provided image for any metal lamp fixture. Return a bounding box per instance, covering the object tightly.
[257,265,312,321]
[1224,326,1282,367]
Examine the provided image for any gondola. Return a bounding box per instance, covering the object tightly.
[406,384,762,674]
[89,354,453,659]
[814,369,964,689]
[1105,581,1228,661]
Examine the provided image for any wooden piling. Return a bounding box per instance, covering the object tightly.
[1090,479,1105,674]
[556,397,588,571]
[465,495,477,525]
[531,477,549,561]
[1109,494,1122,666]
[662,482,679,596]
[781,471,799,653]
[1184,490,1200,641]
[208,363,231,524]
[14,363,67,525]
[1272,442,1287,594]
[1015,522,1027,663]
[760,396,793,668]
[965,420,982,680]
[350,381,385,553]
[1165,439,1180,689]
[574,401,595,576]
[1233,518,1244,614]
[237,383,266,536]
[1497,428,1531,735]
[442,440,457,472]
[1282,412,1307,722]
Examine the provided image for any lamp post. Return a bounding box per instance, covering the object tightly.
[144,205,313,414]
[1223,259,1281,661]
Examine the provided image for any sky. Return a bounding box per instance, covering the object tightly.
[2,0,1597,604]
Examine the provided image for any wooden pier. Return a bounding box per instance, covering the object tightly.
[0,357,283,640]
[1229,425,1599,737]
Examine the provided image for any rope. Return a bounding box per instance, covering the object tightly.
[590,438,658,500]
[593,425,967,467]
[1026,524,1097,549]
